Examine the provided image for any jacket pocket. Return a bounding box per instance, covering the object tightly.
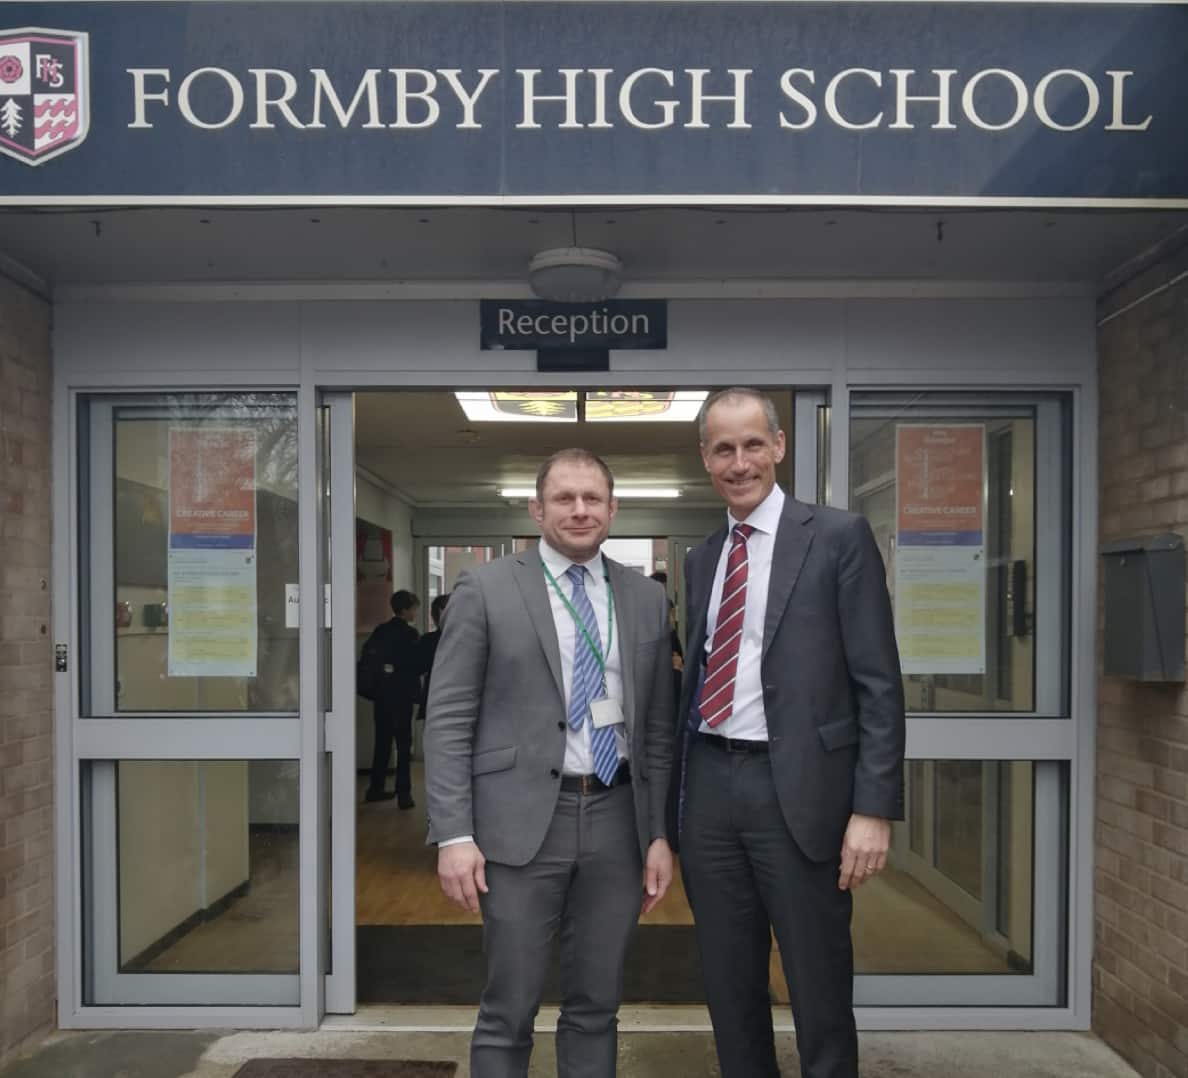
[472,746,518,776]
[817,717,859,752]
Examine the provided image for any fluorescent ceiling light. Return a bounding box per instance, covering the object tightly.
[455,390,708,423]
[500,487,681,499]
[455,391,577,423]
[585,390,708,422]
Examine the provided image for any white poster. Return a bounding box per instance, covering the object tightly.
[894,424,986,676]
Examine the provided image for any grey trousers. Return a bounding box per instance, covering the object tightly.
[471,784,644,1078]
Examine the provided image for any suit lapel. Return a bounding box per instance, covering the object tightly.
[762,497,815,660]
[513,546,565,702]
[604,556,636,723]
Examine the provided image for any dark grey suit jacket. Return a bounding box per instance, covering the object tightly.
[671,495,906,863]
[424,545,675,866]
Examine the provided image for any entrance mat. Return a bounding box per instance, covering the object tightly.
[357,924,704,1004]
[233,1063,456,1077]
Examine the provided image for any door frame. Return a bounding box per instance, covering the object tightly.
[52,366,1093,1031]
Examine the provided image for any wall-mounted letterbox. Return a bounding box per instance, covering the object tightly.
[1101,533,1185,682]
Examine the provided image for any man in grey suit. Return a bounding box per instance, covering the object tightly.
[425,447,675,1078]
[672,388,906,1078]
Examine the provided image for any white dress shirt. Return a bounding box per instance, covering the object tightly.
[699,484,785,742]
[439,539,628,847]
[538,538,627,775]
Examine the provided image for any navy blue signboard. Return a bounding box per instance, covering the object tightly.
[481,301,667,351]
[0,2,1185,202]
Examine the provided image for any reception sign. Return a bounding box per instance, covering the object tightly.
[168,428,259,678]
[894,425,986,676]
[0,2,1185,202]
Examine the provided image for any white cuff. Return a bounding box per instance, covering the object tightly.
[439,835,475,847]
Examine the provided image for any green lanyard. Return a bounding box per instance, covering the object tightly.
[542,560,615,678]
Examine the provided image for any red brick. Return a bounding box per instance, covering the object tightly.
[1097,274,1188,1078]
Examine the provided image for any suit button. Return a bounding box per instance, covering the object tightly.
[550,768,560,778]
[557,721,565,730]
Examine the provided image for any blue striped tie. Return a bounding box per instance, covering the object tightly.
[565,565,621,787]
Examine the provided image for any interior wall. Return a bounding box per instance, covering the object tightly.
[117,761,251,965]
[355,473,416,771]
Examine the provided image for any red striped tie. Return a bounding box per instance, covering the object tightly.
[700,523,755,728]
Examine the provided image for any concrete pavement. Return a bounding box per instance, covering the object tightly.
[0,1027,1142,1078]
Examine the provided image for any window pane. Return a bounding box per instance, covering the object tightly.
[109,394,298,712]
[849,396,1037,713]
[854,759,1035,976]
[84,759,299,1005]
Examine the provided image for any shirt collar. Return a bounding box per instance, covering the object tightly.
[727,483,785,536]
[538,536,604,579]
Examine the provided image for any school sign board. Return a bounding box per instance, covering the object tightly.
[0,2,1185,204]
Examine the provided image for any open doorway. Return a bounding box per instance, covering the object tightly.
[348,388,741,1004]
[342,387,1027,1008]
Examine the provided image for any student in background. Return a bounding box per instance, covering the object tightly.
[417,591,450,721]
[361,589,422,807]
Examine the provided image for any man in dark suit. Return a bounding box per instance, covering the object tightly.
[425,448,675,1078]
[673,388,906,1078]
[363,589,422,807]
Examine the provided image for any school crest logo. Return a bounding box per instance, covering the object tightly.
[0,27,89,165]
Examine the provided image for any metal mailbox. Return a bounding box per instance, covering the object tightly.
[1101,533,1185,682]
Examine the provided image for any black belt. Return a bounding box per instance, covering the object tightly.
[696,732,769,754]
[560,761,631,794]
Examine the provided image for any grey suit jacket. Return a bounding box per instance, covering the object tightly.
[424,545,675,866]
[671,495,906,863]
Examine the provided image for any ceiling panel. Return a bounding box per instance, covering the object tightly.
[1,205,1185,287]
[354,388,795,507]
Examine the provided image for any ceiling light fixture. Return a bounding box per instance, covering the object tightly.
[585,390,708,422]
[528,246,623,303]
[528,210,623,303]
[455,391,577,422]
[500,486,681,499]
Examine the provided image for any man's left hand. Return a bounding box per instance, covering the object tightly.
[838,813,891,891]
[642,838,674,913]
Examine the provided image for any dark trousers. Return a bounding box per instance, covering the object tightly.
[368,697,414,796]
[680,740,857,1078]
[471,784,643,1078]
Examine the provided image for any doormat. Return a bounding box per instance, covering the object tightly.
[357,924,704,1004]
[233,1062,456,1077]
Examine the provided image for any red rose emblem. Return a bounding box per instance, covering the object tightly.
[0,55,22,84]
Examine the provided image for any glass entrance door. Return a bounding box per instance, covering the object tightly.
[847,392,1070,1009]
[66,391,331,1022]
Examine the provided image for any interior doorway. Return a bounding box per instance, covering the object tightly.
[347,388,740,1004]
[335,386,1053,1010]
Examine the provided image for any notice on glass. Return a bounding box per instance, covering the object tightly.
[894,425,986,675]
[167,428,258,678]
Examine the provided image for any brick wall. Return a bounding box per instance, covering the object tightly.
[1096,267,1188,1078]
[0,273,54,1065]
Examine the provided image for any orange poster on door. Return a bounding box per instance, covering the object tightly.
[896,425,984,546]
[169,429,256,549]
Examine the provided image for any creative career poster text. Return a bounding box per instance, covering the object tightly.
[168,428,259,678]
[894,425,986,675]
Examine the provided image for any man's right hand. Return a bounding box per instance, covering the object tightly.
[437,840,489,913]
